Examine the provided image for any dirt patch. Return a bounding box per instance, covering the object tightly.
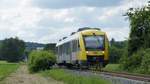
[0,65,63,84]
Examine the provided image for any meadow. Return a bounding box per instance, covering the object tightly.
[0,61,19,80]
[103,64,121,72]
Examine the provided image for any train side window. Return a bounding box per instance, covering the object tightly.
[59,46,60,56]
[77,40,80,51]
[60,45,62,56]
[66,42,70,55]
[72,40,75,52]
[72,40,76,52]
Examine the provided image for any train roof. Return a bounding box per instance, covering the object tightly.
[77,27,101,32]
[56,28,105,47]
[56,32,79,47]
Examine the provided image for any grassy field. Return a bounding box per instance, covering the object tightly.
[0,61,19,80]
[41,69,111,84]
[103,64,121,72]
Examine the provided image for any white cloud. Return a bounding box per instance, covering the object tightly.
[0,0,148,43]
[98,0,148,22]
[103,27,129,41]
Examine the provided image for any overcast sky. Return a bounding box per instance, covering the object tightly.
[0,0,148,43]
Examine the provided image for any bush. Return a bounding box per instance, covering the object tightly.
[120,48,150,74]
[119,48,129,70]
[28,50,56,72]
[109,46,124,63]
[139,49,150,74]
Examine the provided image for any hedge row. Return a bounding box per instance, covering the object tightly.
[28,50,56,72]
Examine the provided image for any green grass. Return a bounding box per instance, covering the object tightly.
[0,61,8,64]
[41,69,111,84]
[103,64,150,76]
[0,61,19,80]
[103,64,121,72]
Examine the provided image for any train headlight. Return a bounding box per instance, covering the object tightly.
[102,51,105,54]
[86,51,89,54]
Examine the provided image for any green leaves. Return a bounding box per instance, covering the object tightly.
[28,50,56,73]
[121,3,150,74]
[0,37,25,62]
[127,5,150,55]
[109,38,127,63]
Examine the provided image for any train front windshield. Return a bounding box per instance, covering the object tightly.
[84,35,104,51]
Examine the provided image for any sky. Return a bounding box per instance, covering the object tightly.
[0,0,149,43]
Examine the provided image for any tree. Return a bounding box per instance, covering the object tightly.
[126,4,150,55]
[0,42,2,60]
[109,38,127,63]
[120,2,150,73]
[0,37,25,62]
[110,38,115,46]
[44,43,56,52]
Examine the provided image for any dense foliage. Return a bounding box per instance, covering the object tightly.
[121,2,150,74]
[0,37,25,62]
[28,50,56,72]
[127,5,150,55]
[109,38,127,63]
[44,43,56,52]
[121,48,150,74]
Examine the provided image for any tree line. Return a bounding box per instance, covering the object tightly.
[0,37,56,62]
[0,37,25,62]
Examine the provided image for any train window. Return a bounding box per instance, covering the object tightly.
[72,40,77,52]
[84,35,105,51]
[60,45,62,56]
[64,43,67,55]
[77,40,80,51]
[73,40,78,52]
[66,42,70,55]
[61,45,63,56]
[58,46,60,56]
[72,40,75,52]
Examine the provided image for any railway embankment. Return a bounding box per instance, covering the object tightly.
[64,64,150,84]
[40,68,111,84]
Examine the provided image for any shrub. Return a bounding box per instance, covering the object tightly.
[119,48,129,70]
[139,49,150,74]
[120,48,150,74]
[127,49,144,71]
[28,50,56,72]
[109,46,124,63]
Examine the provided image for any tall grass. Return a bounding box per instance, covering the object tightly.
[103,64,121,72]
[0,61,19,80]
[41,69,111,84]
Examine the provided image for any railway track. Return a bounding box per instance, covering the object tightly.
[100,70,150,82]
[58,65,150,83]
[65,67,150,83]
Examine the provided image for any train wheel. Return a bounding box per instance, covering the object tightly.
[66,64,73,69]
[95,63,103,71]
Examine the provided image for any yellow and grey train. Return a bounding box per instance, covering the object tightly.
[56,27,109,68]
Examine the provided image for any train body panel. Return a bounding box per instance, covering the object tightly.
[56,28,109,67]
